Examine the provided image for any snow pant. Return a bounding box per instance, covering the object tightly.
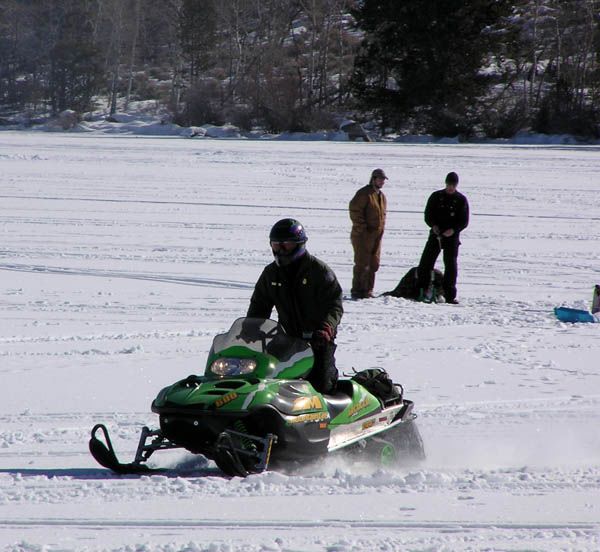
[417,234,460,302]
[307,341,338,395]
[351,230,383,298]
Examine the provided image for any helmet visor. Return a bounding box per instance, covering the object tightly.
[270,241,298,253]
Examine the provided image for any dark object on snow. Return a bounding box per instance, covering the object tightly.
[340,120,373,142]
[592,284,600,314]
[382,266,444,301]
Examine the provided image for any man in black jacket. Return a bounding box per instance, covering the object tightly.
[247,218,343,393]
[416,172,470,304]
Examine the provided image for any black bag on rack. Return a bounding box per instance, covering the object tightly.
[351,368,401,405]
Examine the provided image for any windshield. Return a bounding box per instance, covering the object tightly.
[212,317,311,362]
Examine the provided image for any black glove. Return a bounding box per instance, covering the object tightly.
[311,322,334,349]
[239,320,264,342]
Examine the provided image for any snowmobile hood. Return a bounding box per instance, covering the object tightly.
[152,375,276,412]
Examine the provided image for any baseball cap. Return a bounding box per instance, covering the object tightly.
[371,168,388,179]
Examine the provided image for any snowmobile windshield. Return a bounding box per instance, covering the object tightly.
[212,317,311,362]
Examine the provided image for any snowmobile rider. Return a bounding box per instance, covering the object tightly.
[247,218,343,394]
[349,168,388,299]
[416,171,469,304]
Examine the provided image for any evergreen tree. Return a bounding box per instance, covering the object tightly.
[37,0,102,114]
[351,0,512,136]
[179,0,217,84]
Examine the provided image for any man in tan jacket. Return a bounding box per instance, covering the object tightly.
[349,168,388,299]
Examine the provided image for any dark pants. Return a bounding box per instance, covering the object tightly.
[417,234,460,302]
[307,341,338,394]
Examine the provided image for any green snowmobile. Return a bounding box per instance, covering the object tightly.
[89,317,424,476]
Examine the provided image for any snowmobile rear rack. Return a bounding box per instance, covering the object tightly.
[89,423,180,474]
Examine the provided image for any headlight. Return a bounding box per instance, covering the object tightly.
[210,357,257,377]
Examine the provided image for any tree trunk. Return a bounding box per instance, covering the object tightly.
[108,1,124,117]
[125,0,141,111]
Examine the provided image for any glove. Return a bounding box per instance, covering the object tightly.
[311,323,334,348]
[239,320,264,343]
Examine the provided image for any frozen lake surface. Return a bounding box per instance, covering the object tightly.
[0,132,599,551]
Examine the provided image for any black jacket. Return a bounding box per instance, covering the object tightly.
[247,252,343,339]
[424,189,469,236]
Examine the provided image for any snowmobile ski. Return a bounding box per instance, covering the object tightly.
[89,423,179,474]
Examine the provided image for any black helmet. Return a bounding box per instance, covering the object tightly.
[269,218,308,244]
[269,218,308,266]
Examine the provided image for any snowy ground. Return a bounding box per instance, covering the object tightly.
[0,132,599,551]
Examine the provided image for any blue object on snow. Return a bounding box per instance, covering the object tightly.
[554,306,597,323]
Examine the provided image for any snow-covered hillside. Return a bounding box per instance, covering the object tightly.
[0,132,599,551]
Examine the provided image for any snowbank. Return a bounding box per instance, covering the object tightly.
[1,103,599,144]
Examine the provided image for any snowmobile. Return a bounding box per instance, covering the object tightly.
[89,317,424,476]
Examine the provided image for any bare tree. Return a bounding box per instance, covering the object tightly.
[103,0,125,116]
[124,0,141,110]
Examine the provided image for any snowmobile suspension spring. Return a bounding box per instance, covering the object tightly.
[233,420,256,451]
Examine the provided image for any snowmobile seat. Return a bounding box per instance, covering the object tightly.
[322,381,353,419]
[335,379,354,397]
